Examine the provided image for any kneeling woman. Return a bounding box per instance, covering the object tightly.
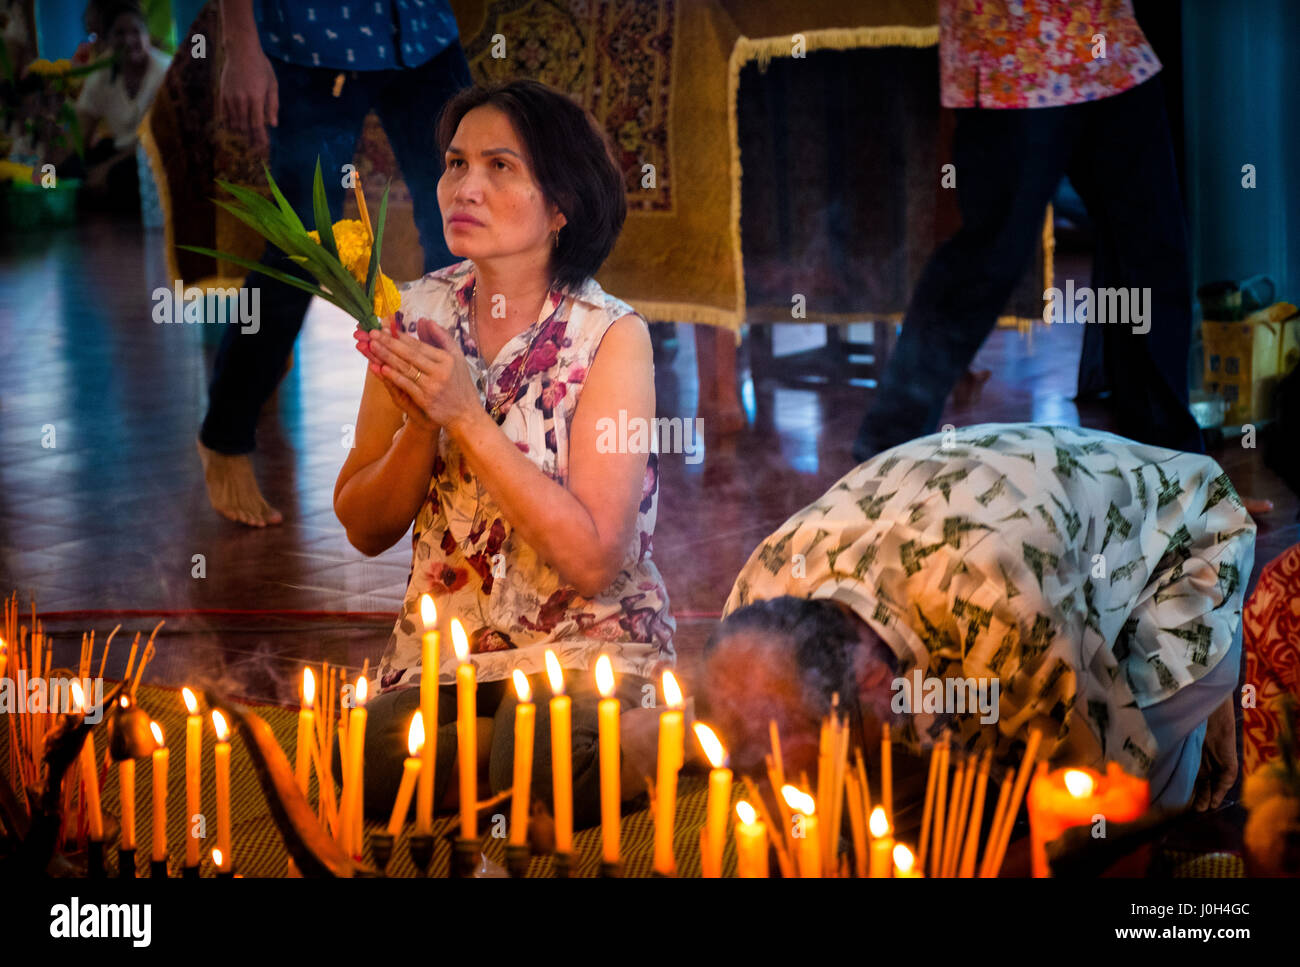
[334,80,675,830]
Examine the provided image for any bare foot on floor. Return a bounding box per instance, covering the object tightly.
[196,439,284,527]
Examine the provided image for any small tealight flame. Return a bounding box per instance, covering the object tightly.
[595,655,615,698]
[182,687,198,716]
[693,722,727,769]
[212,848,223,868]
[120,695,129,708]
[355,675,368,707]
[212,709,229,742]
[1064,769,1095,798]
[512,668,532,704]
[302,667,315,709]
[451,619,469,663]
[782,785,815,816]
[545,649,564,696]
[420,593,437,629]
[70,680,86,713]
[869,805,889,838]
[150,721,164,746]
[736,800,757,825]
[408,711,425,757]
[662,670,683,709]
[893,843,915,874]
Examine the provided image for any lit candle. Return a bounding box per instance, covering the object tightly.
[509,670,534,847]
[338,676,368,855]
[652,670,684,875]
[893,842,922,878]
[295,668,315,795]
[118,697,136,852]
[782,785,820,878]
[150,722,168,863]
[593,655,621,864]
[694,722,731,878]
[545,650,572,854]
[1027,763,1148,877]
[417,594,439,835]
[734,800,768,878]
[869,805,893,878]
[212,709,231,871]
[182,688,200,866]
[451,619,476,840]
[387,712,424,838]
[71,682,103,841]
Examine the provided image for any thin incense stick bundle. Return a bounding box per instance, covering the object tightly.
[916,736,943,870]
[845,770,868,877]
[946,751,979,878]
[929,739,949,878]
[958,748,992,877]
[940,753,966,877]
[979,773,1014,877]
[880,721,892,827]
[985,728,1042,877]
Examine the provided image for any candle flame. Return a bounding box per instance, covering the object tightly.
[451,619,469,662]
[595,655,615,698]
[355,675,368,707]
[545,649,564,696]
[736,800,757,825]
[150,721,164,747]
[512,668,532,703]
[70,680,86,713]
[869,805,889,838]
[662,670,683,709]
[212,709,229,742]
[212,848,223,868]
[781,785,815,816]
[893,843,915,874]
[302,667,316,709]
[693,722,727,769]
[1064,769,1095,798]
[420,593,437,629]
[120,695,129,707]
[182,687,198,715]
[408,711,425,757]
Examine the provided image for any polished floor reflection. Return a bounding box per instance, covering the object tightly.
[1,216,1295,705]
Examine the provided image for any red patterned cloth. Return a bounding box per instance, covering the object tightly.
[1242,544,1300,774]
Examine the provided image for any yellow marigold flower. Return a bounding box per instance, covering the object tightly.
[307,219,373,282]
[374,272,401,318]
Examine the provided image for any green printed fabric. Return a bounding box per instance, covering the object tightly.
[724,424,1256,776]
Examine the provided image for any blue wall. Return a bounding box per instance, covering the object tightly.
[1183,0,1299,303]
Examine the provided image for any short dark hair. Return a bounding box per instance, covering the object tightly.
[435,79,627,293]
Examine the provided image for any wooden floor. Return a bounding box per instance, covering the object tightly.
[1,215,1295,706]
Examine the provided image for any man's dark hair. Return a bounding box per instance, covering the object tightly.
[435,79,627,293]
[706,596,888,725]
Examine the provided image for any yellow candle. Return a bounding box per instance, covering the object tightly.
[339,676,368,854]
[417,595,440,835]
[881,721,893,827]
[783,785,821,877]
[594,656,621,864]
[450,619,476,840]
[545,650,573,854]
[182,688,200,866]
[653,670,684,874]
[893,842,922,878]
[296,669,315,795]
[150,722,168,863]
[71,682,103,841]
[387,712,424,838]
[734,800,768,878]
[212,710,231,871]
[509,670,534,847]
[694,722,731,878]
[869,805,894,878]
[119,759,136,851]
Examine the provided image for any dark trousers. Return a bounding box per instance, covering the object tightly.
[347,672,652,836]
[199,44,472,454]
[853,77,1204,461]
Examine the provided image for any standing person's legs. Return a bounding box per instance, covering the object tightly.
[198,60,373,525]
[852,105,1077,462]
[1067,77,1204,454]
[372,42,473,275]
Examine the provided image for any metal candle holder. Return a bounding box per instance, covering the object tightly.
[86,840,105,878]
[552,851,572,878]
[505,843,530,878]
[117,848,135,878]
[151,859,168,878]
[599,860,623,878]
[408,833,435,876]
[370,831,394,874]
[182,864,200,879]
[451,837,480,878]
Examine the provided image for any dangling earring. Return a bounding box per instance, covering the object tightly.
[551,228,560,249]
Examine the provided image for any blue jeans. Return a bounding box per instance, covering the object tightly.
[200,44,472,454]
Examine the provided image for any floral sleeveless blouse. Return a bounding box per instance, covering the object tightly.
[375,259,676,690]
